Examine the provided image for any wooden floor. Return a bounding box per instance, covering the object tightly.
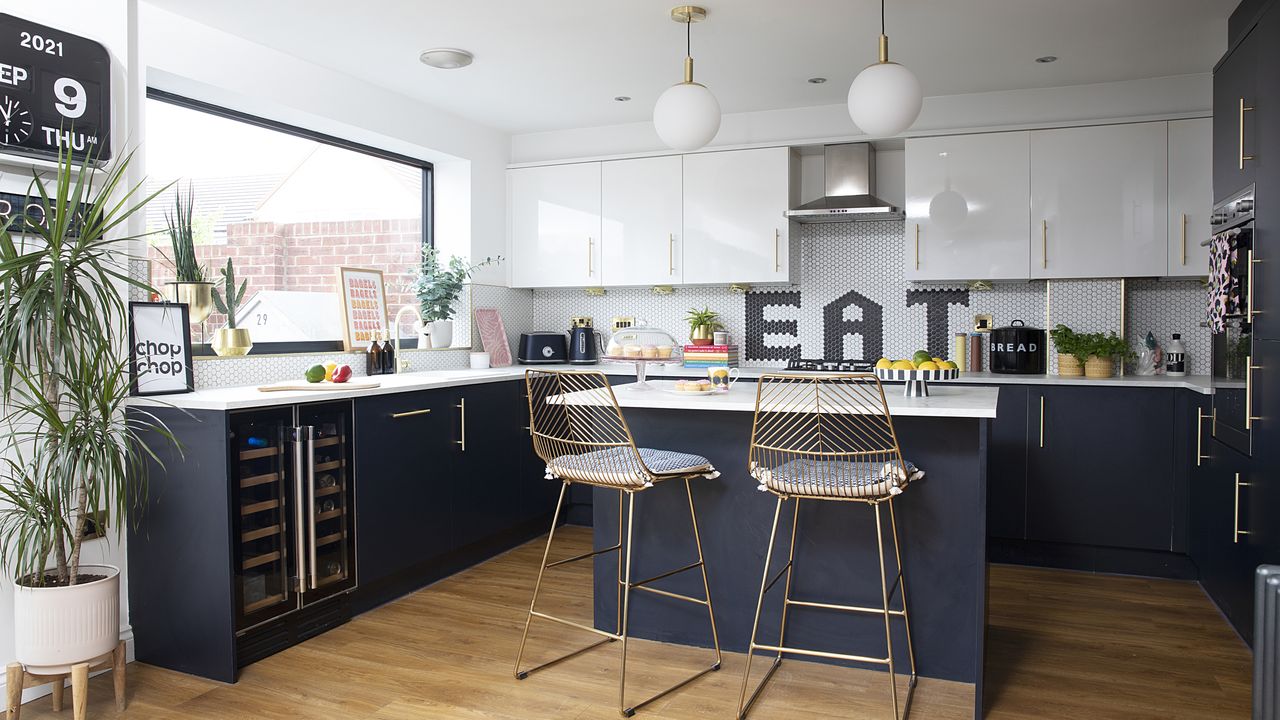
[13,526,1251,719]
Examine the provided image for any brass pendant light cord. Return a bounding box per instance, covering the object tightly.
[684,14,694,83]
[878,0,890,63]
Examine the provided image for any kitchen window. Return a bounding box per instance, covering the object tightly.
[144,89,433,353]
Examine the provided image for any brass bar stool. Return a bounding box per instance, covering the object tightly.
[737,373,923,720]
[514,369,723,717]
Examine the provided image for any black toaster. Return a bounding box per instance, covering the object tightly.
[518,332,568,364]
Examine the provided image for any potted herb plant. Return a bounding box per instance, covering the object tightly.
[211,258,252,356]
[685,307,723,346]
[1081,331,1134,378]
[1049,324,1087,376]
[161,182,213,323]
[0,146,174,678]
[411,248,502,349]
[1049,324,1134,378]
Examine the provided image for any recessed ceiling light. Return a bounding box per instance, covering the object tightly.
[614,96,632,102]
[1035,55,1058,64]
[807,77,827,84]
[419,48,474,69]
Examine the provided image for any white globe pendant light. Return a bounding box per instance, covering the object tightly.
[654,6,721,152]
[847,0,922,137]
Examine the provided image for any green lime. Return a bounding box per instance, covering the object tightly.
[912,350,932,366]
[305,365,326,383]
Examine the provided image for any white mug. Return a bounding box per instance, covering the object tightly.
[707,366,739,391]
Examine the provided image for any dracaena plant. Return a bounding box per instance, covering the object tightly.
[0,143,175,587]
[212,257,248,329]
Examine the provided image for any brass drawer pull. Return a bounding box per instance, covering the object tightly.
[587,237,594,276]
[774,229,781,272]
[391,409,432,419]
[1240,98,1255,169]
[914,224,920,270]
[1041,220,1048,269]
[1246,356,1261,429]
[1039,395,1045,448]
[1235,472,1251,543]
[456,398,467,451]
[1181,213,1187,266]
[669,233,675,275]
[1196,407,1210,466]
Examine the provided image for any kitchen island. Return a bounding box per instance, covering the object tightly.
[567,381,999,718]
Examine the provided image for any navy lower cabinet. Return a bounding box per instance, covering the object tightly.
[1026,386,1175,551]
[354,388,456,587]
[1192,444,1261,643]
[982,384,1030,540]
[353,379,552,613]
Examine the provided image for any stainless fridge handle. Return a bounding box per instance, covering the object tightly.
[306,425,318,591]
[292,427,307,594]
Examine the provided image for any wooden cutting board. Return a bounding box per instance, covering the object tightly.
[256,380,381,392]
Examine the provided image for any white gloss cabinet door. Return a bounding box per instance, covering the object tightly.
[904,132,1031,280]
[1167,118,1212,277]
[1030,123,1168,279]
[682,147,796,285]
[600,156,683,286]
[509,163,602,288]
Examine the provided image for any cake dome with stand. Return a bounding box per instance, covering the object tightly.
[602,324,682,391]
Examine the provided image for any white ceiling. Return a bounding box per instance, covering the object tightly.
[146,0,1236,135]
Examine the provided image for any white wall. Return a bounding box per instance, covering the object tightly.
[0,0,136,705]
[139,3,511,285]
[510,73,1212,165]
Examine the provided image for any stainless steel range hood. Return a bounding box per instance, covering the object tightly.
[785,143,902,223]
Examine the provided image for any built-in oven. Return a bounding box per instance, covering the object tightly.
[1209,185,1257,456]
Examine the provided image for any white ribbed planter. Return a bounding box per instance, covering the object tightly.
[14,565,120,675]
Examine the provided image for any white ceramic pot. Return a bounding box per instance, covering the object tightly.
[429,320,453,349]
[14,565,120,675]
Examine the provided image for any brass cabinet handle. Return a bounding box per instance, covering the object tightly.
[669,233,675,275]
[1249,250,1259,321]
[1181,213,1188,266]
[914,224,920,270]
[1041,220,1048,269]
[587,237,594,276]
[1039,395,1045,448]
[390,408,432,419]
[455,398,466,451]
[1196,407,1210,466]
[1246,356,1262,429]
[1240,98,1255,169]
[774,229,781,272]
[1235,472,1251,543]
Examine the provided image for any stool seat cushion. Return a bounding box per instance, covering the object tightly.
[547,447,719,488]
[751,458,924,499]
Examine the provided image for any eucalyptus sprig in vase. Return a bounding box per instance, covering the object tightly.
[411,248,502,349]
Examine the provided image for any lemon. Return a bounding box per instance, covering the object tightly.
[939,360,958,370]
[875,358,893,370]
[932,357,944,364]
[891,360,916,371]
[917,361,939,371]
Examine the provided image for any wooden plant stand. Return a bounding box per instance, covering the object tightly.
[5,641,125,720]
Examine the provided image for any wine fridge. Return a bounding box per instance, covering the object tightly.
[231,400,357,634]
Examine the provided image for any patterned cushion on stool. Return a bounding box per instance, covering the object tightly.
[548,447,720,488]
[751,458,924,499]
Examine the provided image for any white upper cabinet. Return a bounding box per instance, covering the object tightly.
[1030,123,1169,279]
[509,162,602,288]
[682,147,798,285]
[1167,118,1213,277]
[600,156,684,286]
[904,132,1031,281]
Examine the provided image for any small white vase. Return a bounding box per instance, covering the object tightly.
[429,320,453,349]
[415,321,432,349]
[14,565,120,675]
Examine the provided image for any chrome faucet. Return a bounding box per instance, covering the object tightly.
[391,304,423,374]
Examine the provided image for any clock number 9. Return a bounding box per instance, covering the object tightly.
[53,77,86,119]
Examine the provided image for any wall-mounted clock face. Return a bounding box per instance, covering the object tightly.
[0,14,112,163]
[0,95,32,145]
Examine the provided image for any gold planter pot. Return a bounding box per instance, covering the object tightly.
[689,324,716,346]
[165,281,215,324]
[1057,353,1083,377]
[211,328,252,357]
[1084,355,1115,378]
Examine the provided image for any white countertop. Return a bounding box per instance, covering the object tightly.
[131,362,1213,411]
[562,381,1000,418]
